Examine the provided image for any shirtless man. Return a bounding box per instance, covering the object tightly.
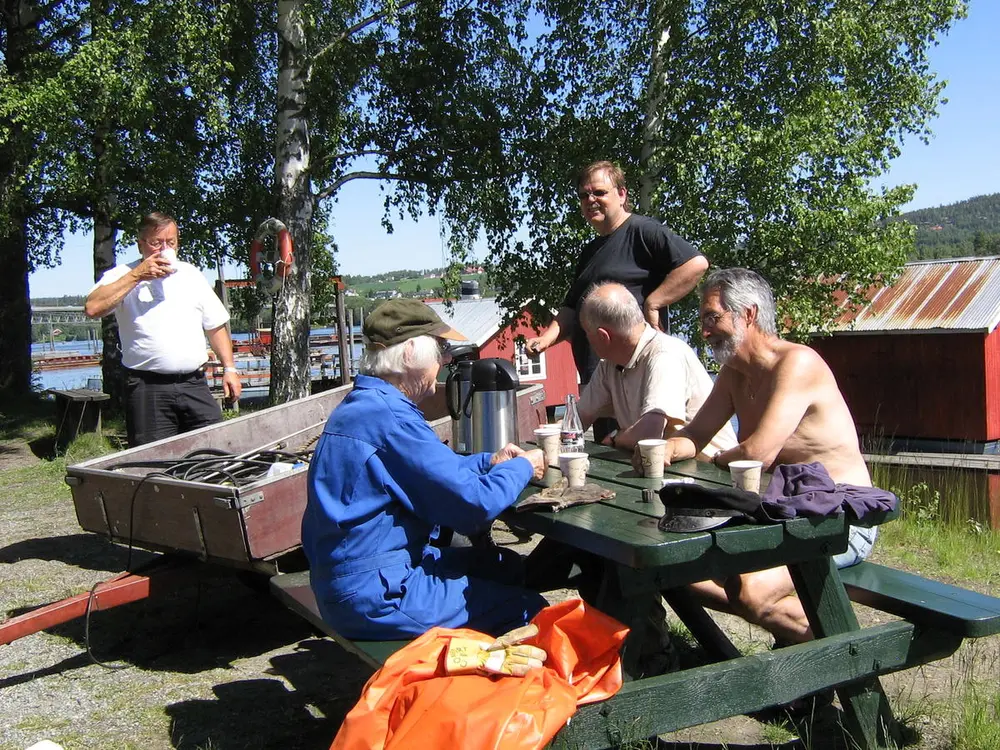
[661,268,876,643]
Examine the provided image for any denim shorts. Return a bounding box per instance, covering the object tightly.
[833,525,877,569]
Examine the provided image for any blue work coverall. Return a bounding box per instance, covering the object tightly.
[302,375,547,640]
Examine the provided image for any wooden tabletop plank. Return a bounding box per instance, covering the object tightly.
[582,444,735,486]
[45,388,110,402]
[509,478,852,571]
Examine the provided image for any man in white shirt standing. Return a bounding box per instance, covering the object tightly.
[577,281,737,457]
[85,212,242,446]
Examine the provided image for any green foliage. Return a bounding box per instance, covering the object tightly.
[30,322,101,344]
[4,0,239,263]
[894,481,942,525]
[487,0,968,339]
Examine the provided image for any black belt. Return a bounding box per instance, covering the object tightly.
[126,367,204,384]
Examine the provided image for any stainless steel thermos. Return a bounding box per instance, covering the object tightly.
[446,357,520,454]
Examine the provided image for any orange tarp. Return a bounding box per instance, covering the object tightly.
[331,598,629,750]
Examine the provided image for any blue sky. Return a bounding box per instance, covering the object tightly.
[30,2,998,298]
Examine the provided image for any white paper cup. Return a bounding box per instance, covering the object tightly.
[558,452,589,488]
[533,426,562,468]
[637,438,667,478]
[159,248,178,268]
[729,459,763,494]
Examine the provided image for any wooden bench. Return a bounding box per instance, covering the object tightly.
[840,561,1000,638]
[269,570,409,670]
[46,388,111,449]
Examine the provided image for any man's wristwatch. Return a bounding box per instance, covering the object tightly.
[711,452,722,467]
[610,432,618,449]
[223,366,238,374]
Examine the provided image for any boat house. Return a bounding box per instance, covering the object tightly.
[812,256,1000,454]
[426,296,578,416]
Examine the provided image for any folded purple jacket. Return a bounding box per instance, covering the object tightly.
[761,462,897,521]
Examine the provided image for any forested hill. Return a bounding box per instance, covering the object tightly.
[900,192,1000,260]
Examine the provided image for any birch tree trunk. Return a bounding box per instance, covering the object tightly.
[270,0,314,404]
[638,0,678,215]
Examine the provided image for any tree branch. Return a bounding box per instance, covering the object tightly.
[313,0,420,64]
[316,163,519,201]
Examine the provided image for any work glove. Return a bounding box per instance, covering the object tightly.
[444,624,547,677]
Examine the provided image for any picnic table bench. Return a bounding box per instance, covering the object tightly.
[268,442,1000,749]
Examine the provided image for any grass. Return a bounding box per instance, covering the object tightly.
[759,720,798,745]
[950,685,1000,749]
[0,392,53,442]
[870,463,1000,588]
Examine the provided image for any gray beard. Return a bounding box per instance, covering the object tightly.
[711,325,744,366]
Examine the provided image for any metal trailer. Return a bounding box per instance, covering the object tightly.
[0,382,547,646]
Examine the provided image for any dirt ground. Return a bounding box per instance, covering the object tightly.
[1,445,997,750]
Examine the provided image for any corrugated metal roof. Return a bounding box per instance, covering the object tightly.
[427,298,503,346]
[830,256,1000,335]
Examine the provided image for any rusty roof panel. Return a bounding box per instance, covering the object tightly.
[829,257,1000,334]
[833,284,881,327]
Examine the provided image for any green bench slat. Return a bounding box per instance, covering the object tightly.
[840,562,1000,638]
[269,570,409,668]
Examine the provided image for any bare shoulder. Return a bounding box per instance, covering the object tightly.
[773,340,831,380]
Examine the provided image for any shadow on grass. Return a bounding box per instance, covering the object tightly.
[0,532,142,571]
[165,639,370,750]
[3,566,320,679]
[0,392,53,437]
[28,434,58,460]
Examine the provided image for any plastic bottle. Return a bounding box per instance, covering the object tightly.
[560,394,585,453]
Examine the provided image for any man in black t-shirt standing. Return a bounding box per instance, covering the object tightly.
[526,161,709,392]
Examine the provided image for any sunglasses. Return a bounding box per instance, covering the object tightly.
[577,189,610,200]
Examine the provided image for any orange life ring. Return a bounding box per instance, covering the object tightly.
[249,218,295,283]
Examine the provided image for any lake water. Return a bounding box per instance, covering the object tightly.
[32,328,362,393]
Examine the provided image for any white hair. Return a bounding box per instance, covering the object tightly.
[359,335,440,378]
[703,268,777,336]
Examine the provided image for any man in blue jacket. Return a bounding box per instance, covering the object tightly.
[303,299,547,640]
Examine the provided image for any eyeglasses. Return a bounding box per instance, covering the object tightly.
[577,189,610,200]
[142,237,179,250]
[700,310,732,327]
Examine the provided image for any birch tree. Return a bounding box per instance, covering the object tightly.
[235,0,541,402]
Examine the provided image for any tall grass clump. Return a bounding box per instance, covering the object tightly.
[870,462,1000,587]
[950,685,1000,749]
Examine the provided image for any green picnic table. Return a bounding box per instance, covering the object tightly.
[502,443,937,749]
[269,439,1000,749]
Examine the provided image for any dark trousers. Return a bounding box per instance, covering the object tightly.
[125,369,222,446]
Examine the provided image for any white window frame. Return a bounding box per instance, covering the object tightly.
[514,341,546,381]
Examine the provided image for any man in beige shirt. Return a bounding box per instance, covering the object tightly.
[577,282,737,458]
[661,268,876,644]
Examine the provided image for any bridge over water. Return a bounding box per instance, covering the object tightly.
[32,306,96,326]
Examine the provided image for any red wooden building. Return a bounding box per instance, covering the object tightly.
[811,256,1000,453]
[426,298,579,413]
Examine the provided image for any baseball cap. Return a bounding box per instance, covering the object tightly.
[363,298,467,349]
